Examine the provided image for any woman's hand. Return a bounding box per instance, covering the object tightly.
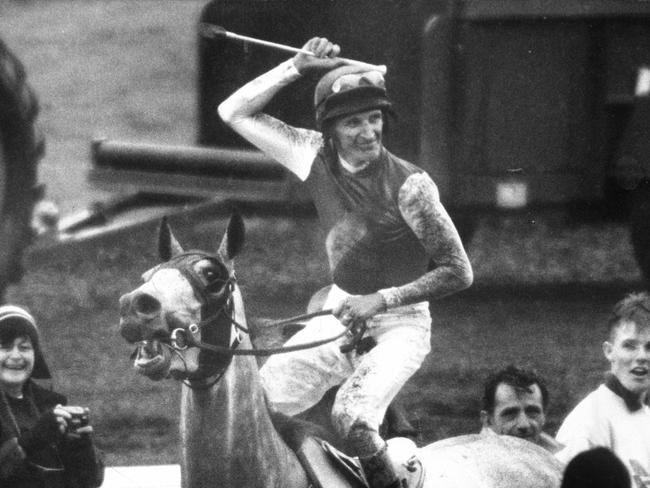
[333,293,387,326]
[53,405,71,433]
[293,37,345,75]
[56,405,94,438]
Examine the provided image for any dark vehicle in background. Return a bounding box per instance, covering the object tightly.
[192,0,650,283]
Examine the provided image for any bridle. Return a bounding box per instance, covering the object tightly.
[150,251,361,385]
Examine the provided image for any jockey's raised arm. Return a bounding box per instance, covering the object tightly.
[218,37,346,181]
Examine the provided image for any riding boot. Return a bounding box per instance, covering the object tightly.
[359,444,403,488]
[348,420,404,488]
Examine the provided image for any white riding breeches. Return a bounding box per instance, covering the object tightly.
[259,284,431,439]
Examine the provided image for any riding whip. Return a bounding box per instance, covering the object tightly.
[200,24,387,73]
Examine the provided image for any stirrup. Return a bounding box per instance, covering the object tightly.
[386,437,425,488]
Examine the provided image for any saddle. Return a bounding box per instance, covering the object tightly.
[295,436,425,488]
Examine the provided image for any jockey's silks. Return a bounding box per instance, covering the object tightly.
[306,147,429,295]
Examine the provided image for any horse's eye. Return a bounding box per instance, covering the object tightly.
[202,268,218,282]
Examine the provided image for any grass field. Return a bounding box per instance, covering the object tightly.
[0,0,647,468]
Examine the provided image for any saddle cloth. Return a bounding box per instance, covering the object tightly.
[296,436,425,488]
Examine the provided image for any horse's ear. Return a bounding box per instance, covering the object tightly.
[218,211,245,261]
[158,216,184,261]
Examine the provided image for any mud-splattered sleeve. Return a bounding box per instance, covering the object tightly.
[378,172,473,308]
[218,59,322,181]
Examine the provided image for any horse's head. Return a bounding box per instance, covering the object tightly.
[119,212,245,382]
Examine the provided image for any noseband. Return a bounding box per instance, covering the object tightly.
[152,250,244,385]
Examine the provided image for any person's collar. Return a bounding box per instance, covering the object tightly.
[537,432,563,454]
[0,383,24,399]
[605,373,648,411]
[338,154,370,173]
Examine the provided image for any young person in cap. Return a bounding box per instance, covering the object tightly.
[0,305,103,488]
[219,37,472,488]
[555,292,650,483]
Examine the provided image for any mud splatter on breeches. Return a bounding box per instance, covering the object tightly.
[260,284,431,440]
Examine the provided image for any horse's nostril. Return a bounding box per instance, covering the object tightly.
[120,322,142,343]
[133,293,161,317]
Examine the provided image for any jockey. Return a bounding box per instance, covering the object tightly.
[218,37,473,488]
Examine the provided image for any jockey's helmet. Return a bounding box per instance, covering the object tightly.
[314,65,392,129]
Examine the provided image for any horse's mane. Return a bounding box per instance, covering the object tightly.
[269,410,337,452]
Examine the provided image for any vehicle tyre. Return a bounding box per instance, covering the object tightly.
[629,179,650,289]
[0,37,44,299]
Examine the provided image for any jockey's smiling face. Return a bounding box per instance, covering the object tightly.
[481,382,546,443]
[604,320,650,398]
[332,109,383,169]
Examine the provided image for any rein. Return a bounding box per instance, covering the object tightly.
[158,250,364,358]
[171,308,364,356]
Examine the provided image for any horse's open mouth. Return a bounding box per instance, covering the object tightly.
[133,340,171,380]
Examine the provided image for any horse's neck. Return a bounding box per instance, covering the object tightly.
[180,334,308,488]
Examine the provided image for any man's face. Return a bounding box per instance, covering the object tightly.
[481,382,546,443]
[604,320,650,397]
[332,109,383,168]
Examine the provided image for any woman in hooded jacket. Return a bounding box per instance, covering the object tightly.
[0,305,104,488]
